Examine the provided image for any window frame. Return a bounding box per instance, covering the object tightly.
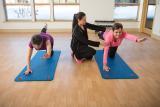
[3,0,79,22]
[53,3,80,21]
[4,3,32,21]
[114,1,140,21]
[34,3,51,21]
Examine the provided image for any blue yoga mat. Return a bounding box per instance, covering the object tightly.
[94,50,139,79]
[15,50,61,82]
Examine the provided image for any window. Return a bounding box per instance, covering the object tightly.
[54,5,79,20]
[5,0,32,20]
[145,0,156,29]
[35,5,50,20]
[54,0,79,4]
[34,0,50,20]
[53,0,79,20]
[114,0,140,20]
[4,0,79,21]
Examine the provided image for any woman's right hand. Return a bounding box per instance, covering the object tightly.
[103,65,110,72]
[25,68,32,75]
[42,53,50,59]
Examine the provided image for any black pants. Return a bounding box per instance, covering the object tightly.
[98,31,104,40]
[75,46,96,60]
[108,46,118,58]
[51,50,54,56]
[41,27,47,33]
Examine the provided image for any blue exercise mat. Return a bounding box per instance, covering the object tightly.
[15,50,61,82]
[94,50,139,79]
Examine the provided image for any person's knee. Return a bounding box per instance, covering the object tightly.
[90,48,96,55]
[108,47,118,58]
[51,50,54,56]
[86,49,95,60]
[109,53,116,58]
[74,52,81,60]
[86,56,93,60]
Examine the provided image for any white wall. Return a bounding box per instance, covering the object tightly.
[79,0,114,23]
[152,0,160,36]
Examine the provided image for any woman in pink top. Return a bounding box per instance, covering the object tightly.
[103,23,146,71]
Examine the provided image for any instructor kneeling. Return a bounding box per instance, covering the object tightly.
[71,12,106,63]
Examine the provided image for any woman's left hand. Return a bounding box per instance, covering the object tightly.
[137,37,147,42]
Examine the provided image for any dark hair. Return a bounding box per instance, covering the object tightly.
[112,23,123,31]
[31,34,42,45]
[72,12,86,32]
[76,12,86,20]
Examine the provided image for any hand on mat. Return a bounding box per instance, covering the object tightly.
[25,68,32,75]
[103,65,110,72]
[137,37,147,42]
[42,53,50,59]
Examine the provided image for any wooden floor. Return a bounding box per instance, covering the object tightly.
[0,32,160,107]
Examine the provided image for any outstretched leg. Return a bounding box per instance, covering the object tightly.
[41,23,48,33]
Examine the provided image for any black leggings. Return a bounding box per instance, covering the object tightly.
[41,27,47,33]
[74,46,96,60]
[108,46,118,58]
[51,50,54,56]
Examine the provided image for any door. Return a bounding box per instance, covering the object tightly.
[140,0,156,35]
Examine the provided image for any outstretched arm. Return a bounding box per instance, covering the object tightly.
[86,23,106,32]
[88,40,100,47]
[103,40,110,72]
[124,33,147,42]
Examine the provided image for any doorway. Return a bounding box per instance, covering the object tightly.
[140,0,156,35]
